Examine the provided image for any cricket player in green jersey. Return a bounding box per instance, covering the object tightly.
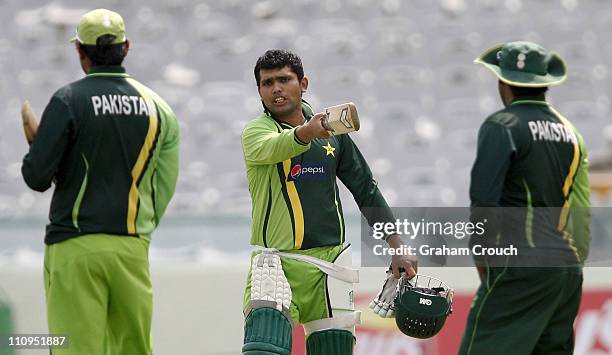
[21,9,179,355]
[240,49,416,355]
[459,41,591,355]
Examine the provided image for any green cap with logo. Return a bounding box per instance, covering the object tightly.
[475,41,567,87]
[70,9,126,46]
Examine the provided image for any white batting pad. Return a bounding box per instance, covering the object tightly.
[251,252,292,314]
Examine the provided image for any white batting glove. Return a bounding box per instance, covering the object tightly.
[368,269,400,318]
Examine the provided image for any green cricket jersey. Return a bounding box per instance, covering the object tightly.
[470,94,590,264]
[241,101,394,250]
[22,66,179,245]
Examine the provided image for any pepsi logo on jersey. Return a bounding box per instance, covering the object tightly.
[287,161,329,181]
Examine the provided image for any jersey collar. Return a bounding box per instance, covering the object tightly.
[86,65,130,78]
[510,94,548,107]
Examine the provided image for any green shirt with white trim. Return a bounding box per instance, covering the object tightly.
[241,101,394,250]
[22,65,179,245]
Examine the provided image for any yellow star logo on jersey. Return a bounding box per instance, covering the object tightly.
[323,142,335,157]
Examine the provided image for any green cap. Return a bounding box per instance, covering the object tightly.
[475,41,567,87]
[70,9,126,45]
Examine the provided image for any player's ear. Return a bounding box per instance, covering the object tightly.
[300,76,309,94]
[76,43,87,60]
[498,80,514,107]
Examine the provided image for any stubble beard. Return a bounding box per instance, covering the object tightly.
[266,98,300,120]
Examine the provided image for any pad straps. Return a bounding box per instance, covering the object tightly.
[303,312,362,335]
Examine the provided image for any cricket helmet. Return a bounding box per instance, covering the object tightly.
[394,274,453,339]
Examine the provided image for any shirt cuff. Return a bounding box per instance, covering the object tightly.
[293,128,308,146]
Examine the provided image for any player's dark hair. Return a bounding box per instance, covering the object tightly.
[254,49,304,87]
[508,85,548,98]
[79,35,127,66]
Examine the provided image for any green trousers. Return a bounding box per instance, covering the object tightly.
[44,234,153,355]
[459,266,583,355]
[0,287,15,355]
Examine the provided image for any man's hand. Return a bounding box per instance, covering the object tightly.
[295,112,332,143]
[387,234,418,279]
[21,100,39,145]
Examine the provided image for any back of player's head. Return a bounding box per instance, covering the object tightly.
[506,82,549,98]
[78,35,128,66]
[254,49,304,87]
